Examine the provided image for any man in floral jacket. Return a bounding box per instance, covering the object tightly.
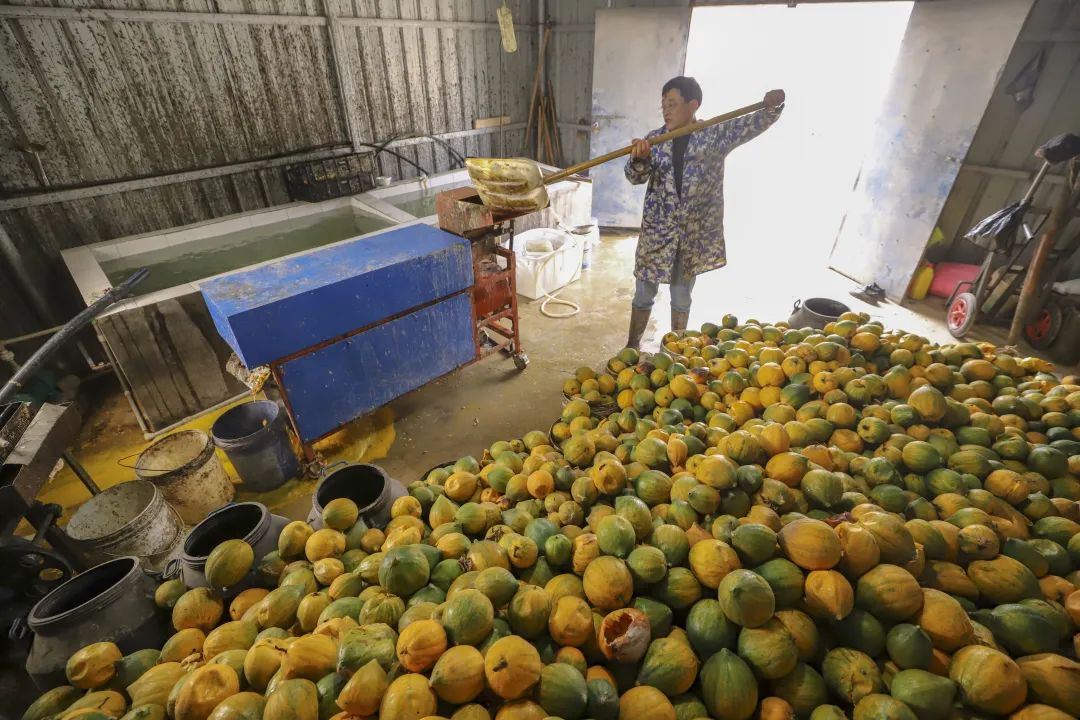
[623,77,785,348]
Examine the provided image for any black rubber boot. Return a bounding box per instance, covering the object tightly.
[626,307,651,350]
[671,310,690,334]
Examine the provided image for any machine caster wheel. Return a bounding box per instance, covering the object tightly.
[947,292,978,338]
[1024,298,1064,350]
[513,353,529,371]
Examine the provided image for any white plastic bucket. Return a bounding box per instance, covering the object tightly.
[509,228,583,300]
[65,480,184,570]
[135,430,235,525]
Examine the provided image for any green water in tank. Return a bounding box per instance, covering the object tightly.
[102,206,395,296]
[383,180,474,218]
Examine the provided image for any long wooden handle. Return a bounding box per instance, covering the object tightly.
[543,101,767,185]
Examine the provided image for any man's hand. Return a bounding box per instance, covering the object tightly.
[630,138,651,160]
[764,89,786,109]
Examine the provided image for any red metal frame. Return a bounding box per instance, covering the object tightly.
[434,187,530,366]
[472,238,523,360]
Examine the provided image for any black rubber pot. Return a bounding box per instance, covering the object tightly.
[165,502,287,596]
[788,298,851,330]
[26,557,168,690]
[211,401,300,492]
[307,463,406,531]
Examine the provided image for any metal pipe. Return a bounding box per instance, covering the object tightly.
[0,5,530,30]
[1020,162,1051,205]
[0,323,68,346]
[74,340,110,372]
[0,125,525,212]
[0,268,149,405]
[322,0,360,155]
[1007,162,1080,345]
[62,450,101,496]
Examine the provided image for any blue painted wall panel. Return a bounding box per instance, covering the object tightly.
[200,224,473,367]
[278,292,475,443]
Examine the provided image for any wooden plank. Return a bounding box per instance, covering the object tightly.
[96,313,173,428]
[430,1,458,172]
[12,18,122,185]
[0,22,72,191]
[178,0,258,165]
[455,0,479,157]
[396,0,434,175]
[351,0,394,176]
[158,297,231,406]
[148,19,225,167]
[829,0,1036,302]
[439,0,466,170]
[473,115,511,129]
[0,5,519,30]
[419,1,449,172]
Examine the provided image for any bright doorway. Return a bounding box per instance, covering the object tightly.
[685,2,914,274]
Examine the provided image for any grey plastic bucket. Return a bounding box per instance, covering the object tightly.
[788,297,851,330]
[27,557,168,690]
[64,480,183,571]
[307,463,406,531]
[135,429,235,525]
[211,401,299,492]
[165,501,287,596]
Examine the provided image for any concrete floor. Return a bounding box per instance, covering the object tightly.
[41,230,1071,527]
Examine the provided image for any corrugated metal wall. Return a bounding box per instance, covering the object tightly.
[0,0,538,341]
[548,0,688,166]
[936,0,1080,276]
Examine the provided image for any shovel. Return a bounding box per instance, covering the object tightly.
[465,100,767,213]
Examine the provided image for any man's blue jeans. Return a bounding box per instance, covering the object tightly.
[632,268,697,314]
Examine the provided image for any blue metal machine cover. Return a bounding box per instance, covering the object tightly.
[200,223,473,367]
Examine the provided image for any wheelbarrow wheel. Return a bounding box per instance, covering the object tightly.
[1024,298,1064,350]
[947,292,978,338]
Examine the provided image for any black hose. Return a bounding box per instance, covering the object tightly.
[354,142,431,178]
[419,134,467,167]
[0,269,149,405]
[373,133,467,171]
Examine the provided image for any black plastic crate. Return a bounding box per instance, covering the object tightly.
[284,153,377,202]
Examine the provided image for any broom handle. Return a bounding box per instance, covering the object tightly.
[543,101,767,185]
[1021,161,1051,205]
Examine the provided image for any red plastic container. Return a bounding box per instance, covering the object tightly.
[929,262,981,299]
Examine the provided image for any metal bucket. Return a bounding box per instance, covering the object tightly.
[165,501,287,596]
[211,401,299,492]
[26,557,168,690]
[64,480,183,571]
[307,463,406,531]
[788,298,851,330]
[135,429,234,525]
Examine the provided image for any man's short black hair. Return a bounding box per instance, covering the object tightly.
[662,76,702,104]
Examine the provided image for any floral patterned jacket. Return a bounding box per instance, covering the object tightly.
[624,107,782,284]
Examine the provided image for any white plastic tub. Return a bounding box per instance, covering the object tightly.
[510,228,583,300]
